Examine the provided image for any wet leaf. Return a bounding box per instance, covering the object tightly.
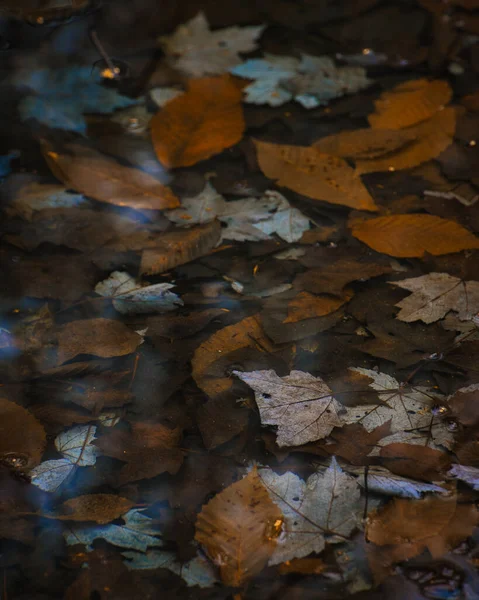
[379,443,451,482]
[195,468,283,586]
[49,494,135,524]
[390,273,479,323]
[351,214,479,257]
[259,458,362,564]
[42,141,178,211]
[448,464,479,490]
[283,290,352,324]
[254,140,377,211]
[140,220,222,276]
[368,79,452,129]
[5,181,86,221]
[314,128,417,159]
[57,319,143,364]
[151,75,245,168]
[234,369,344,447]
[319,422,392,466]
[447,384,479,427]
[95,271,183,315]
[160,12,265,77]
[278,558,327,575]
[0,398,46,469]
[359,467,447,499]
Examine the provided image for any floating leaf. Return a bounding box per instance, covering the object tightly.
[95,271,183,315]
[49,494,135,524]
[151,75,244,168]
[259,458,362,565]
[0,397,46,469]
[57,319,143,364]
[283,290,352,324]
[389,273,479,323]
[42,141,178,211]
[447,384,479,427]
[160,12,265,77]
[448,464,479,490]
[254,140,377,211]
[368,79,452,129]
[234,369,344,447]
[358,467,447,499]
[195,468,283,586]
[351,214,479,257]
[314,128,416,159]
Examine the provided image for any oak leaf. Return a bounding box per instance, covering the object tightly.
[351,214,479,257]
[254,140,377,211]
[195,468,283,586]
[0,398,46,469]
[151,75,245,168]
[390,273,479,323]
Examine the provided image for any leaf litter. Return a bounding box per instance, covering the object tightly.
[3,1,479,597]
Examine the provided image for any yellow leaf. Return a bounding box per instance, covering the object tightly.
[254,140,377,211]
[151,75,245,168]
[368,79,452,129]
[283,290,352,324]
[195,469,283,586]
[351,213,479,257]
[314,128,416,159]
[356,107,456,173]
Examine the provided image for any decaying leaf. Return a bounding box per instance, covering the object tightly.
[368,79,452,129]
[95,271,183,315]
[379,443,451,482]
[151,75,244,168]
[447,384,479,427]
[283,290,352,324]
[259,458,362,564]
[314,127,417,159]
[140,220,222,276]
[254,140,377,211]
[195,468,283,586]
[41,141,179,211]
[448,464,479,490]
[0,398,46,469]
[351,214,479,257]
[57,319,143,364]
[49,494,135,524]
[390,273,479,323]
[192,314,275,398]
[357,467,447,499]
[160,12,265,77]
[234,369,345,447]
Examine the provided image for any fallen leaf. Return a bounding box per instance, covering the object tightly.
[254,140,377,211]
[160,12,265,77]
[283,290,352,324]
[351,214,479,257]
[151,75,244,168]
[57,319,143,364]
[368,79,452,129]
[366,496,456,545]
[95,271,183,315]
[278,558,327,575]
[447,384,479,426]
[390,273,479,323]
[4,181,86,221]
[259,458,362,564]
[379,443,451,481]
[318,422,392,465]
[192,314,275,398]
[234,369,344,447]
[358,467,447,499]
[314,127,416,159]
[0,398,46,469]
[195,468,283,586]
[42,141,178,211]
[140,220,222,276]
[448,464,479,490]
[49,494,135,524]
[0,517,35,544]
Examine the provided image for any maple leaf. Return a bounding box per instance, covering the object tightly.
[259,458,362,565]
[389,273,479,324]
[234,369,345,447]
[159,12,265,77]
[13,66,136,134]
[345,368,454,451]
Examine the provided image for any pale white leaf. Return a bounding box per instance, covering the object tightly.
[149,87,184,107]
[55,424,99,466]
[30,459,74,492]
[357,467,447,498]
[165,182,226,225]
[448,464,479,491]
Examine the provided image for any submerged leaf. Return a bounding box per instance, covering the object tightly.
[49,494,135,524]
[314,128,416,160]
[0,397,46,469]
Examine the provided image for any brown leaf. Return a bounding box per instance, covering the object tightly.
[195,468,283,586]
[366,496,456,545]
[151,75,245,168]
[447,384,479,427]
[41,141,179,211]
[94,422,183,484]
[314,127,416,159]
[351,214,479,257]
[368,79,452,129]
[254,140,377,211]
[192,314,275,398]
[379,443,452,481]
[143,308,227,339]
[0,398,46,469]
[425,503,479,558]
[278,558,327,575]
[140,220,222,276]
[318,422,392,465]
[0,517,35,544]
[51,494,134,524]
[57,319,143,364]
[356,107,456,173]
[30,404,94,428]
[283,290,352,324]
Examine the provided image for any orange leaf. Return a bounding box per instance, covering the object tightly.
[351,214,479,257]
[314,127,416,159]
[283,290,352,324]
[195,468,283,586]
[254,140,377,211]
[151,75,245,168]
[368,79,452,129]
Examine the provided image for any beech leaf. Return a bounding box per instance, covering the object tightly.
[47,494,135,524]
